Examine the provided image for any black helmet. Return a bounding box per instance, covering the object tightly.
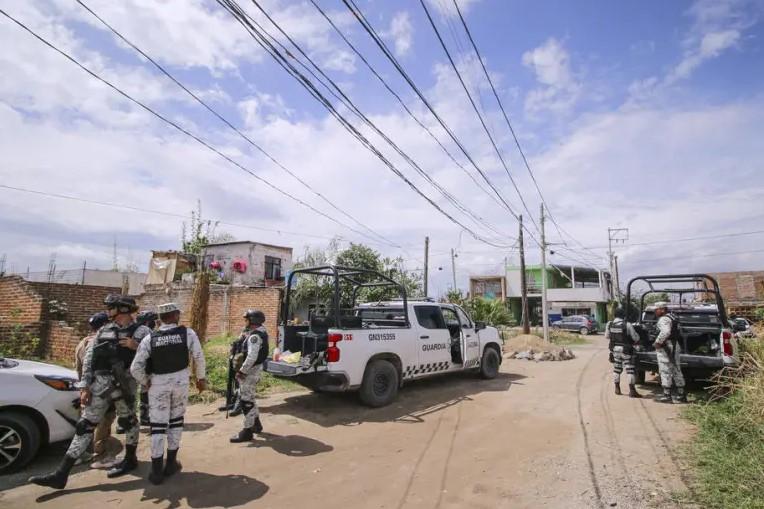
[614,307,625,319]
[244,309,265,325]
[104,294,138,314]
[88,311,109,331]
[137,310,158,328]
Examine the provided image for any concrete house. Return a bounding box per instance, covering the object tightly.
[505,264,614,325]
[202,241,293,287]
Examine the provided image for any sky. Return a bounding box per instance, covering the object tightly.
[1,0,763,297]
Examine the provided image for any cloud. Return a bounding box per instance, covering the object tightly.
[521,38,580,115]
[425,0,482,18]
[384,11,414,57]
[632,0,763,97]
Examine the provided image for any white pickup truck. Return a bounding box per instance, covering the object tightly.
[265,266,503,407]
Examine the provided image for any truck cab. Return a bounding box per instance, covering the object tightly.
[265,265,503,407]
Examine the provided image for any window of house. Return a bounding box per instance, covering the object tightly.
[265,256,283,280]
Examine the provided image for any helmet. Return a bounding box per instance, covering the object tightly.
[653,301,669,310]
[243,309,265,325]
[88,311,109,331]
[614,307,625,319]
[103,294,138,314]
[137,310,158,328]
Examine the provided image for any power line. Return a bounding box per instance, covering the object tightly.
[581,229,764,250]
[0,7,397,249]
[419,0,542,236]
[0,183,346,242]
[341,0,529,234]
[241,0,510,243]
[74,0,398,249]
[624,248,764,266]
[218,0,512,248]
[307,0,508,215]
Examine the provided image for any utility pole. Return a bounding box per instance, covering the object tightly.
[607,227,629,300]
[81,260,87,285]
[450,248,457,291]
[518,215,530,334]
[614,255,621,299]
[423,236,429,298]
[540,204,550,343]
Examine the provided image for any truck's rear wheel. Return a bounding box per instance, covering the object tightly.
[480,347,500,379]
[360,360,399,407]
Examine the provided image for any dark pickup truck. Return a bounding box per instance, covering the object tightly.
[625,274,739,383]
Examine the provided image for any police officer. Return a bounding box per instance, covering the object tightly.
[230,309,269,443]
[606,307,642,398]
[73,312,113,463]
[131,303,206,485]
[653,302,687,403]
[136,310,159,427]
[29,295,151,489]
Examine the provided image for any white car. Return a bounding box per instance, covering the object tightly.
[0,358,80,474]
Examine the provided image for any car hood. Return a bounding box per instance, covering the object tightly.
[2,358,77,379]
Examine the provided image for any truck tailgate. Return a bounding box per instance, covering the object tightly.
[265,359,327,377]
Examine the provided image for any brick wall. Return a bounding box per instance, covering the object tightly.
[139,283,282,339]
[47,321,81,365]
[0,277,45,356]
[709,271,764,305]
[29,281,120,335]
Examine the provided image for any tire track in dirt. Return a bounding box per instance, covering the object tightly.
[598,370,637,493]
[397,413,446,509]
[576,347,606,509]
[435,401,462,508]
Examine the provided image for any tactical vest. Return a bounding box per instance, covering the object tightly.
[149,326,189,375]
[92,322,141,371]
[240,327,269,366]
[607,320,632,354]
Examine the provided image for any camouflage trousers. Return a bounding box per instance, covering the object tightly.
[239,365,262,429]
[148,374,189,459]
[66,374,139,459]
[656,345,685,389]
[612,346,636,385]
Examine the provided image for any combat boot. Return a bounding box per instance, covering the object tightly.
[148,456,164,485]
[254,416,263,434]
[673,388,688,404]
[230,428,254,443]
[614,383,622,395]
[164,449,182,477]
[29,455,76,490]
[628,384,642,398]
[106,444,138,478]
[656,389,673,403]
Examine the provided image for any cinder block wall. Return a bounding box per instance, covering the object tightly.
[0,276,45,356]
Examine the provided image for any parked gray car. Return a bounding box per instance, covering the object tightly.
[551,315,598,335]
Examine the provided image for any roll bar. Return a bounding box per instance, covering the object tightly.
[282,265,409,328]
[622,274,728,335]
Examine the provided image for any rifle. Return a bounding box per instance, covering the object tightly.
[225,355,234,419]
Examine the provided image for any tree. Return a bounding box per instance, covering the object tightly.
[288,241,422,315]
[181,200,234,256]
[643,292,670,306]
[463,298,514,326]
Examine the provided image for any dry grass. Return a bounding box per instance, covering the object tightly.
[684,339,764,508]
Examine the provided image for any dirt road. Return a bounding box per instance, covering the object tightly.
[0,335,694,508]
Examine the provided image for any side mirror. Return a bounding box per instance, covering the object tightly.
[475,321,486,331]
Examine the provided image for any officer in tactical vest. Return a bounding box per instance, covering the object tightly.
[653,302,687,403]
[136,310,159,427]
[230,309,269,443]
[606,307,642,398]
[29,295,151,489]
[131,302,206,485]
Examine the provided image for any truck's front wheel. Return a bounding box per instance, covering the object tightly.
[480,347,501,379]
[360,360,399,407]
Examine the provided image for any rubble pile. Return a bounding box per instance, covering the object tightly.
[505,348,576,362]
